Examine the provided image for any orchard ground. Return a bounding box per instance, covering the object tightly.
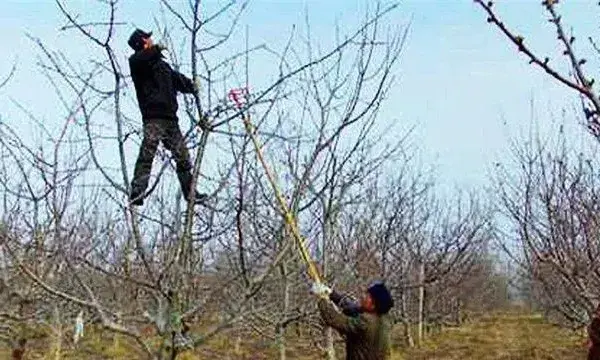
[0,309,588,359]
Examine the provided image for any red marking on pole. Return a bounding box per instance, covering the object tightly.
[228,87,249,109]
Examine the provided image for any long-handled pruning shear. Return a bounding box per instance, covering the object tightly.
[228,87,322,283]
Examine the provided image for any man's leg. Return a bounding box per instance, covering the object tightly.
[130,120,162,205]
[163,121,207,203]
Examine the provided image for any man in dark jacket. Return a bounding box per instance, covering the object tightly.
[127,28,206,206]
[311,280,394,360]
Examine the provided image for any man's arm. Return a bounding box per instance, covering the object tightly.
[172,71,196,94]
[317,298,365,335]
[329,290,361,316]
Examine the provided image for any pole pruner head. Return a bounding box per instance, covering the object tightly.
[228,87,250,110]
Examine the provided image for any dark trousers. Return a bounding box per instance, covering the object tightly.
[590,345,600,360]
[130,118,196,199]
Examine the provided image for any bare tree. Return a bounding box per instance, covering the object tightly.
[0,0,514,358]
[493,119,600,328]
[205,3,410,358]
[0,0,412,359]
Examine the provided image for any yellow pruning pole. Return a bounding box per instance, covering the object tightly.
[229,88,322,283]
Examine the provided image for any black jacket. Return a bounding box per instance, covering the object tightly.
[129,46,195,120]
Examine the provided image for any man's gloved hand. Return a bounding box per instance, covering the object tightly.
[155,43,168,52]
[311,282,332,299]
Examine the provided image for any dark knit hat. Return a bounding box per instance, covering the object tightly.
[367,280,394,314]
[128,28,152,51]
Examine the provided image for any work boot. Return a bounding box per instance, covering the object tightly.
[129,191,145,206]
[184,192,208,205]
[177,171,208,205]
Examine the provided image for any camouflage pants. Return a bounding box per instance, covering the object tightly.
[130,118,195,199]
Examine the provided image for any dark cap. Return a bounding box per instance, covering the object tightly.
[128,28,152,51]
[367,280,394,314]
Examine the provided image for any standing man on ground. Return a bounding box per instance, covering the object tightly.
[127,28,207,206]
[588,304,600,360]
[311,280,394,360]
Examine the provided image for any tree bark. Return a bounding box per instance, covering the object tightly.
[53,305,62,360]
[323,205,337,360]
[417,261,425,345]
[278,260,289,360]
[400,290,414,347]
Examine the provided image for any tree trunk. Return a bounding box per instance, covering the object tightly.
[324,327,337,360]
[278,324,287,360]
[454,298,463,325]
[235,334,242,357]
[53,305,62,360]
[278,255,290,360]
[417,261,425,345]
[400,290,414,347]
[323,205,337,360]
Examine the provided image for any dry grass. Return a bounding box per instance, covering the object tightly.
[393,313,587,360]
[0,312,588,359]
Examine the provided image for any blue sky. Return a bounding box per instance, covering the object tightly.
[1,0,598,199]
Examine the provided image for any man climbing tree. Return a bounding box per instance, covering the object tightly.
[127,28,207,206]
[311,280,394,360]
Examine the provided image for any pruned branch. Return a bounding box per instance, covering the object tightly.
[474,0,600,136]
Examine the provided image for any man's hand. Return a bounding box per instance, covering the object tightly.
[311,282,332,299]
[155,43,168,52]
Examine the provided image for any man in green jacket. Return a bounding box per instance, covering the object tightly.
[311,280,394,360]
